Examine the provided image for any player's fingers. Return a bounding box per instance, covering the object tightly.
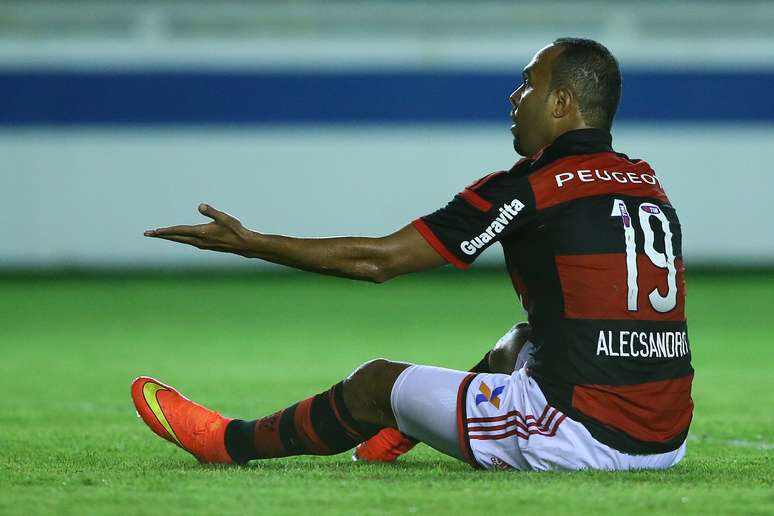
[152,234,206,247]
[144,224,203,237]
[152,235,237,254]
[198,203,234,225]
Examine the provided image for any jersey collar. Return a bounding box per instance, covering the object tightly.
[513,128,616,175]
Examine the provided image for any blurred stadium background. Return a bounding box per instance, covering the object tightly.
[1,0,773,270]
[1,2,773,515]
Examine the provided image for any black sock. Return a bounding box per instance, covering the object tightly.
[224,419,258,465]
[224,382,380,463]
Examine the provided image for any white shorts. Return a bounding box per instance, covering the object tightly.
[391,364,686,471]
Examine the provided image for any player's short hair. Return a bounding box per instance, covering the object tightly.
[550,37,622,130]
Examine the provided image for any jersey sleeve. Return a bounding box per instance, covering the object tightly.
[413,170,538,268]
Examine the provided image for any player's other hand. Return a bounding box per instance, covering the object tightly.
[144,204,255,256]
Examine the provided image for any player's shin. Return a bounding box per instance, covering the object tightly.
[224,381,380,463]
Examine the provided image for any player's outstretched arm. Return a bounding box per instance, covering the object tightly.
[144,203,446,282]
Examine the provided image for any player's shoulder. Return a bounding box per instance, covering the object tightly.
[459,162,534,211]
[465,157,533,188]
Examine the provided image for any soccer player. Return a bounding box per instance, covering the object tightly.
[136,38,693,471]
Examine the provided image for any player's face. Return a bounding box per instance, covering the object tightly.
[509,45,561,157]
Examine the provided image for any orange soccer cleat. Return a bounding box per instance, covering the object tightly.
[131,376,235,464]
[352,427,417,462]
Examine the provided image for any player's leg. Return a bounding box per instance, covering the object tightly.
[487,322,533,373]
[354,323,532,462]
[132,359,468,464]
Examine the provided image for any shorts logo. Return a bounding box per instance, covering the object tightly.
[475,382,504,409]
[490,456,513,470]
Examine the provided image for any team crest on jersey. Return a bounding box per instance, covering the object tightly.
[475,382,504,409]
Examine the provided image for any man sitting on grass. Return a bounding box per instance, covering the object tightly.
[136,38,693,471]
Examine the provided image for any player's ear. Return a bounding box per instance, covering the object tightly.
[551,86,574,119]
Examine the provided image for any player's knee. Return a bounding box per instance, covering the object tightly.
[488,323,532,374]
[345,358,392,402]
[488,346,516,374]
[343,358,407,427]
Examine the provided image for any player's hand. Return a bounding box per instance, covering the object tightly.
[144,204,255,256]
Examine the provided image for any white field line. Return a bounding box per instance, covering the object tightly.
[688,435,774,450]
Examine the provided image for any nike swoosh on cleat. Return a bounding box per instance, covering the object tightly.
[142,381,183,447]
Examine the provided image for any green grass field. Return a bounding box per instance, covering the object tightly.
[1,269,772,515]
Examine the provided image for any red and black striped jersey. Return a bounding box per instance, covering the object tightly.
[414,128,693,454]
